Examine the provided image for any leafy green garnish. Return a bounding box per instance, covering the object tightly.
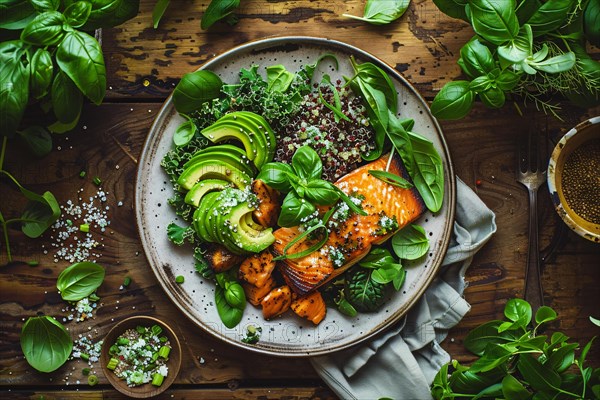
[56,262,105,302]
[166,222,195,246]
[343,0,410,25]
[20,316,73,373]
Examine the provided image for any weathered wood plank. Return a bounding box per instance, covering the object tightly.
[103,0,474,100]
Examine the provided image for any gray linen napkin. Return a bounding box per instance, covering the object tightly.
[310,177,497,400]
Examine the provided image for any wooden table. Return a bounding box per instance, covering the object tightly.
[2,1,599,398]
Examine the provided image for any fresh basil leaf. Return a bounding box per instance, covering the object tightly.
[30,0,59,12]
[0,40,30,137]
[350,56,398,113]
[224,282,246,309]
[371,267,398,285]
[386,112,414,175]
[20,10,65,46]
[535,306,557,324]
[29,48,53,99]
[515,0,541,24]
[530,51,576,73]
[498,24,533,63]
[56,262,105,301]
[20,316,72,373]
[359,247,397,268]
[0,0,35,30]
[545,343,578,373]
[277,191,316,227]
[266,64,295,93]
[496,69,521,91]
[18,125,52,157]
[468,75,494,93]
[48,116,80,134]
[479,86,506,109]
[201,0,240,29]
[257,162,294,192]
[368,170,413,189]
[527,0,574,37]
[469,0,519,45]
[172,69,222,114]
[392,224,429,260]
[291,145,323,182]
[83,0,140,30]
[464,320,515,356]
[173,117,196,147]
[51,70,83,124]
[64,1,92,28]
[450,369,499,394]
[517,353,561,392]
[335,296,358,317]
[152,0,170,28]
[304,179,339,206]
[458,38,495,78]
[433,0,469,21]
[215,285,243,328]
[584,0,600,46]
[501,374,531,400]
[430,80,474,120]
[407,131,444,212]
[20,188,60,238]
[56,31,106,105]
[344,0,410,25]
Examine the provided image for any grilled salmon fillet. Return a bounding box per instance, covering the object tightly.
[272,153,426,295]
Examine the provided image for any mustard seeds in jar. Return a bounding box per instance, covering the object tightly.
[561,139,600,224]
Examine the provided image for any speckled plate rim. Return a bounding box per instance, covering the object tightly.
[547,116,600,243]
[135,36,456,357]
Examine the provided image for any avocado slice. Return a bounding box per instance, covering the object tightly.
[185,178,231,207]
[177,160,252,191]
[233,111,276,162]
[183,147,256,179]
[193,191,221,242]
[241,213,265,232]
[205,119,268,168]
[184,144,251,169]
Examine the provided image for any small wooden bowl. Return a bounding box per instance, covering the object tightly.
[548,116,600,243]
[100,316,182,398]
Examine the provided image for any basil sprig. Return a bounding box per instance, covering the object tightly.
[258,145,366,228]
[430,0,599,119]
[431,299,600,399]
[214,269,246,328]
[344,0,410,25]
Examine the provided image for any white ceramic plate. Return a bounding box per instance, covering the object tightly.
[136,37,456,357]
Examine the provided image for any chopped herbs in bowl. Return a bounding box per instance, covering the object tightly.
[101,316,181,398]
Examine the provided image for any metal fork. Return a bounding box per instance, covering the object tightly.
[516,124,548,312]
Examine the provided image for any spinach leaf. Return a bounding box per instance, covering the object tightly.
[30,0,59,12]
[432,0,469,22]
[498,24,533,64]
[0,0,35,30]
[30,48,53,99]
[266,64,295,93]
[152,0,170,28]
[173,117,197,147]
[20,10,65,46]
[527,0,574,37]
[51,70,83,124]
[368,170,413,189]
[17,125,52,157]
[201,0,240,29]
[292,145,322,182]
[257,162,294,192]
[457,38,495,78]
[56,262,105,301]
[344,0,410,25]
[215,285,244,328]
[277,191,316,227]
[56,30,106,105]
[172,70,222,114]
[0,40,30,137]
[469,0,519,45]
[386,111,414,174]
[64,1,92,28]
[392,224,429,260]
[350,56,397,113]
[20,316,72,373]
[430,80,474,120]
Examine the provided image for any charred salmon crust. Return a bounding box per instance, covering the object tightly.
[272,153,426,295]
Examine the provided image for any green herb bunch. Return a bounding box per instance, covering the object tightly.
[430,0,600,120]
[431,299,599,399]
[1,0,140,145]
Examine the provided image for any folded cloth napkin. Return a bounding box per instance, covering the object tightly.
[310,177,497,400]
